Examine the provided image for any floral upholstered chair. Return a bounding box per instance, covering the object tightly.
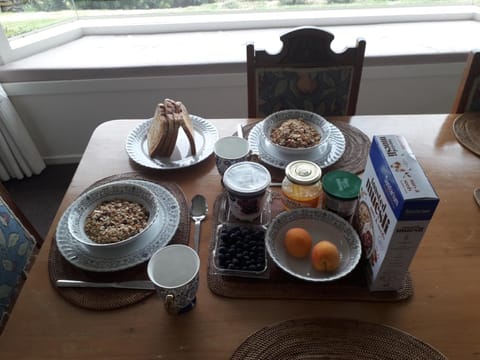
[0,182,41,333]
[247,27,366,118]
[452,51,480,113]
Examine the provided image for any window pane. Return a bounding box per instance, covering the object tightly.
[0,1,77,39]
[0,0,478,40]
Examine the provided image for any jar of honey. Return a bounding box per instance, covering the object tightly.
[281,160,323,209]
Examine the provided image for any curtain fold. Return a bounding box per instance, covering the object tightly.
[0,84,45,181]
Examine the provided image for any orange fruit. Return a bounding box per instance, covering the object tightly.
[311,240,340,272]
[284,227,312,258]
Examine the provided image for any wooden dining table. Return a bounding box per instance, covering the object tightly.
[1,114,479,359]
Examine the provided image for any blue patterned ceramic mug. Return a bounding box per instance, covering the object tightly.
[214,136,250,176]
[147,244,200,315]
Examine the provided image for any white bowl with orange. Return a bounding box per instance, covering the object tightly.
[265,208,361,282]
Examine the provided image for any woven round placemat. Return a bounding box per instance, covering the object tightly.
[48,173,190,310]
[231,317,447,360]
[207,192,413,302]
[453,113,480,156]
[239,120,371,180]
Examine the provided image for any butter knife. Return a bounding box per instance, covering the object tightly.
[55,279,155,290]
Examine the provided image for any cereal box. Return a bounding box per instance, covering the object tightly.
[354,135,439,291]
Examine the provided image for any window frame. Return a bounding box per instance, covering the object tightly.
[0,4,479,65]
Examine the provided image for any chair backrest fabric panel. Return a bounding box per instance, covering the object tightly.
[0,198,37,325]
[255,66,353,117]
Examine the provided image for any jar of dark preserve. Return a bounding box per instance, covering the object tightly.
[223,161,271,221]
[322,170,361,222]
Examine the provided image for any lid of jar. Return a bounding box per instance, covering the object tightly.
[285,160,322,185]
[223,161,271,194]
[322,170,361,199]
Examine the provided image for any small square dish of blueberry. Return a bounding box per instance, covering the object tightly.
[213,224,268,278]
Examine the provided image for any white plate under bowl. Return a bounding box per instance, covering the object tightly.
[248,120,345,169]
[265,208,361,282]
[125,115,219,169]
[56,180,180,272]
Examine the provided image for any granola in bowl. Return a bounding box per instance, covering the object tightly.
[262,109,331,156]
[67,181,159,249]
[84,199,149,244]
[269,118,321,149]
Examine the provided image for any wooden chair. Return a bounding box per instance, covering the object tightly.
[451,50,480,113]
[0,182,42,333]
[247,26,366,118]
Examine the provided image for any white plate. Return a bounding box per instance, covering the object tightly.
[248,120,346,169]
[125,115,219,169]
[56,180,180,272]
[265,208,361,282]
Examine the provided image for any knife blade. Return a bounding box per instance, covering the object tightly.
[55,279,155,290]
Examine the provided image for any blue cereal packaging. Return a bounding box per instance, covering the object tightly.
[354,135,439,291]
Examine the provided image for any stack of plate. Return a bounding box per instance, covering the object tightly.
[55,180,180,272]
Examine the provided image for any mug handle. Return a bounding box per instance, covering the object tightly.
[165,294,176,315]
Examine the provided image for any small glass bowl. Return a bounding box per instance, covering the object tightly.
[212,223,269,279]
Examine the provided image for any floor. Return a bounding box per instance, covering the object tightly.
[2,164,78,239]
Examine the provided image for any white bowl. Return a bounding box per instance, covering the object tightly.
[265,208,361,282]
[67,181,159,249]
[262,110,331,156]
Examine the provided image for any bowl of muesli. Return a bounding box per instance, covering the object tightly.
[262,110,331,156]
[67,181,160,249]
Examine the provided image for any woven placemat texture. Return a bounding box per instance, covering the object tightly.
[207,192,413,302]
[48,173,190,310]
[231,317,447,360]
[238,120,371,182]
[453,113,480,156]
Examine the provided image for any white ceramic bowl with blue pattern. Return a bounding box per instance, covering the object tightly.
[67,181,160,250]
[262,109,331,157]
[265,208,361,282]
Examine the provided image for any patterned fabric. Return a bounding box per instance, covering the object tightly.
[256,66,353,117]
[466,76,480,112]
[0,199,37,325]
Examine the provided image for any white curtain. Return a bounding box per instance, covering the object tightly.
[0,84,45,181]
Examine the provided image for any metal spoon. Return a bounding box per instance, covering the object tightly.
[190,194,208,253]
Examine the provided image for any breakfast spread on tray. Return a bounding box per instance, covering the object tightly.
[270,118,321,148]
[147,98,196,158]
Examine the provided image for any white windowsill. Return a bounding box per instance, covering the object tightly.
[1,6,479,82]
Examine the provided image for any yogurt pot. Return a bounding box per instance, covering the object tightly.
[223,161,271,221]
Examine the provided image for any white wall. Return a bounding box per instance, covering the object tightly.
[3,61,464,164]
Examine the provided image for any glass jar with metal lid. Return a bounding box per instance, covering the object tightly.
[281,160,323,209]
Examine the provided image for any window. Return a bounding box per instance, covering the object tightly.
[0,0,479,64]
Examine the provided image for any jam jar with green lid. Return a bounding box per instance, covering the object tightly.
[281,160,323,209]
[322,170,361,222]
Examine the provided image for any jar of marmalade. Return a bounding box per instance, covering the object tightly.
[281,160,323,209]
